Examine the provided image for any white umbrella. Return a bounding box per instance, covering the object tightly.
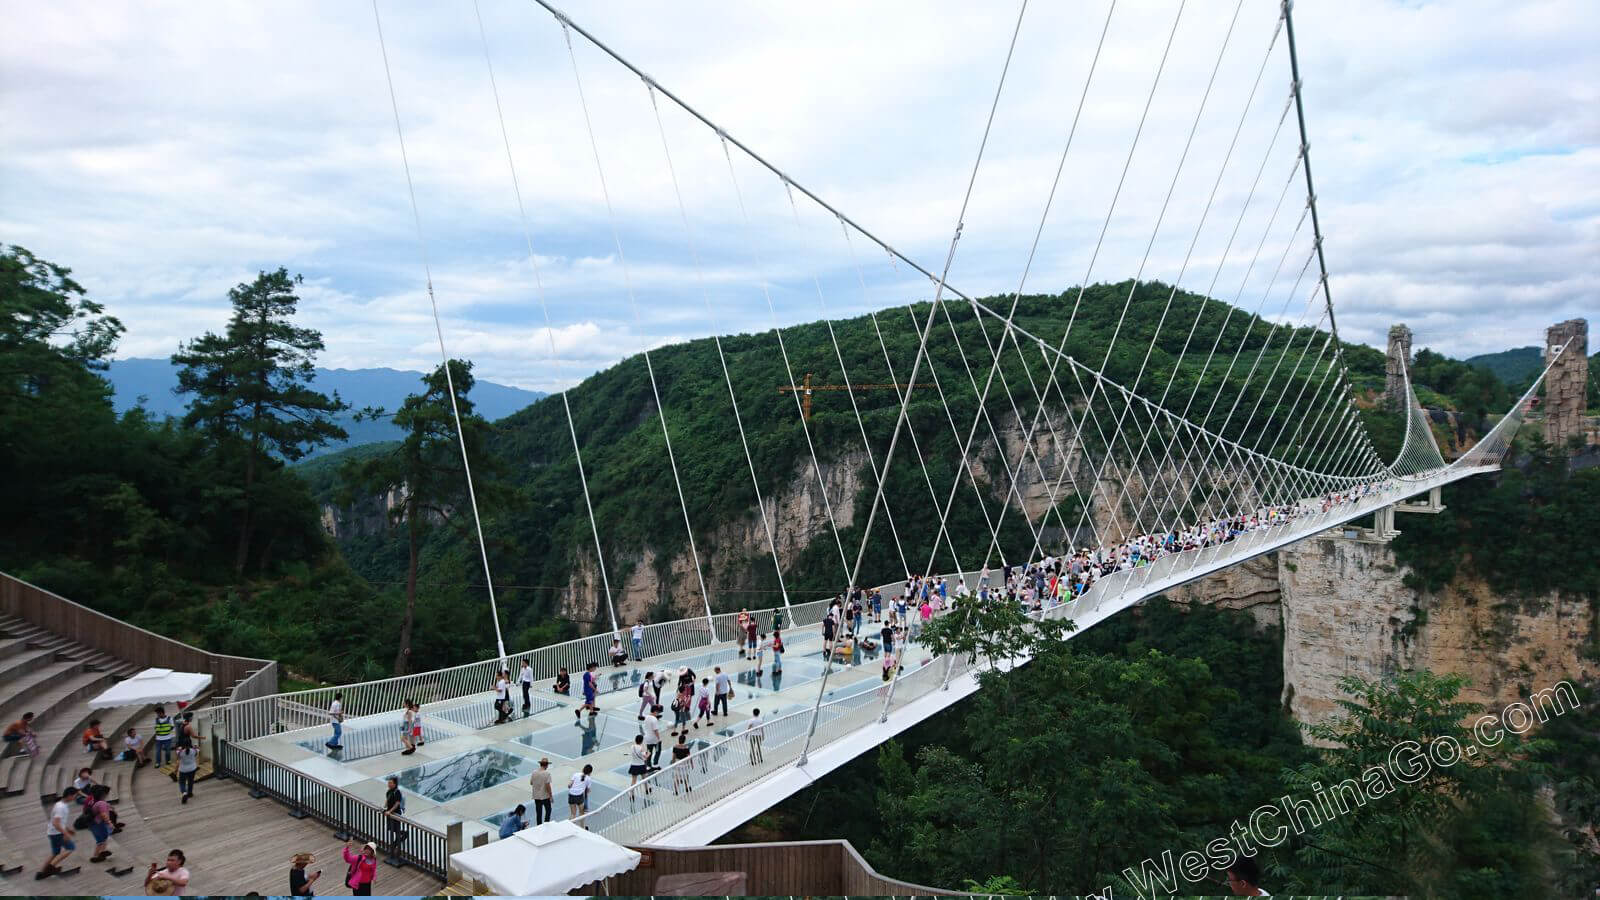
[449,820,640,896]
[88,667,213,708]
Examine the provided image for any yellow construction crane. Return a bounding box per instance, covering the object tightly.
[777,372,934,421]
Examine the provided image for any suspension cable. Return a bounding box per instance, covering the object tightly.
[372,0,507,660]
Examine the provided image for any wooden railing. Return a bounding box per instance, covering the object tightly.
[578,839,956,895]
[0,571,277,701]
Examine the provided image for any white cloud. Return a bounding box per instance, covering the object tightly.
[2,0,1594,390]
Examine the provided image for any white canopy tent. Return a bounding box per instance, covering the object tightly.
[88,667,212,708]
[449,821,641,895]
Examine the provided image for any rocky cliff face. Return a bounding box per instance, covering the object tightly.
[1165,553,1282,630]
[557,449,870,625]
[1276,535,1595,731]
[1156,526,1594,735]
[982,408,1259,546]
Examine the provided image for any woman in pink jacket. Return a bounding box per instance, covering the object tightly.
[341,841,377,896]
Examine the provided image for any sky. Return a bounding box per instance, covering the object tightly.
[3,0,1596,392]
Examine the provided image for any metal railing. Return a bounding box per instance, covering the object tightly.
[220,594,835,741]
[216,740,450,878]
[579,469,1479,844]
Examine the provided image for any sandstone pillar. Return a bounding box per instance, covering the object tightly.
[1543,319,1588,448]
[1385,324,1413,407]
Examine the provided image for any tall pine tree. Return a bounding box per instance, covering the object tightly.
[342,359,490,674]
[172,268,346,573]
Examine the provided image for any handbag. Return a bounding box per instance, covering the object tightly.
[73,810,94,830]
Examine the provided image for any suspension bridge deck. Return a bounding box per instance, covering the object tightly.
[225,465,1489,853]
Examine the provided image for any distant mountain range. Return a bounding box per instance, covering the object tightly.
[1464,346,1542,384]
[103,358,546,458]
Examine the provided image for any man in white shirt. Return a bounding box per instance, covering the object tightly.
[38,786,78,878]
[642,707,663,769]
[630,621,645,661]
[518,660,534,714]
[745,709,764,765]
[494,672,511,724]
[712,667,732,721]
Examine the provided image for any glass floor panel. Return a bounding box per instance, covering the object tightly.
[295,719,452,763]
[607,737,717,779]
[821,676,887,704]
[429,697,564,731]
[482,779,629,829]
[515,713,636,759]
[388,748,537,803]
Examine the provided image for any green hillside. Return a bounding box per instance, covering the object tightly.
[348,280,1515,648]
[1465,345,1541,384]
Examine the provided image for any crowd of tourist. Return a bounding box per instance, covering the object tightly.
[25,701,207,884]
[21,481,1374,890]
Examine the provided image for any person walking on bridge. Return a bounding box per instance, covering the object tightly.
[325,694,343,750]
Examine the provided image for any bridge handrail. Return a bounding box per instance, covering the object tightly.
[220,592,835,741]
[585,472,1477,844]
[215,739,451,877]
[578,637,969,844]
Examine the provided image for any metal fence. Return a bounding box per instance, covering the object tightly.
[220,593,836,741]
[215,740,451,878]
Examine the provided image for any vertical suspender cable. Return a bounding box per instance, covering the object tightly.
[560,23,717,636]
[471,0,620,639]
[371,0,507,661]
[645,86,793,616]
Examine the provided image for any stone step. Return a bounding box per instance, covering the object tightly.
[0,637,27,664]
[0,646,61,685]
[0,660,103,728]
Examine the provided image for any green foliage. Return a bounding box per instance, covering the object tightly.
[1391,434,1600,598]
[339,360,501,674]
[1464,345,1541,384]
[172,268,347,572]
[1528,680,1600,894]
[1409,347,1514,418]
[390,281,1404,635]
[744,601,1309,892]
[917,590,1075,665]
[1278,671,1566,898]
[0,247,384,684]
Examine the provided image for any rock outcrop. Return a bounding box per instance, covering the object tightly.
[1543,319,1589,448]
[1276,536,1595,733]
[1386,324,1413,407]
[557,449,870,625]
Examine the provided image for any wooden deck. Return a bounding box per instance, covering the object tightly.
[0,580,440,897]
[2,761,443,896]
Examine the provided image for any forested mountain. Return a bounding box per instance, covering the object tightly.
[6,243,1596,894]
[104,357,544,457]
[0,242,1563,682]
[1465,345,1541,384]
